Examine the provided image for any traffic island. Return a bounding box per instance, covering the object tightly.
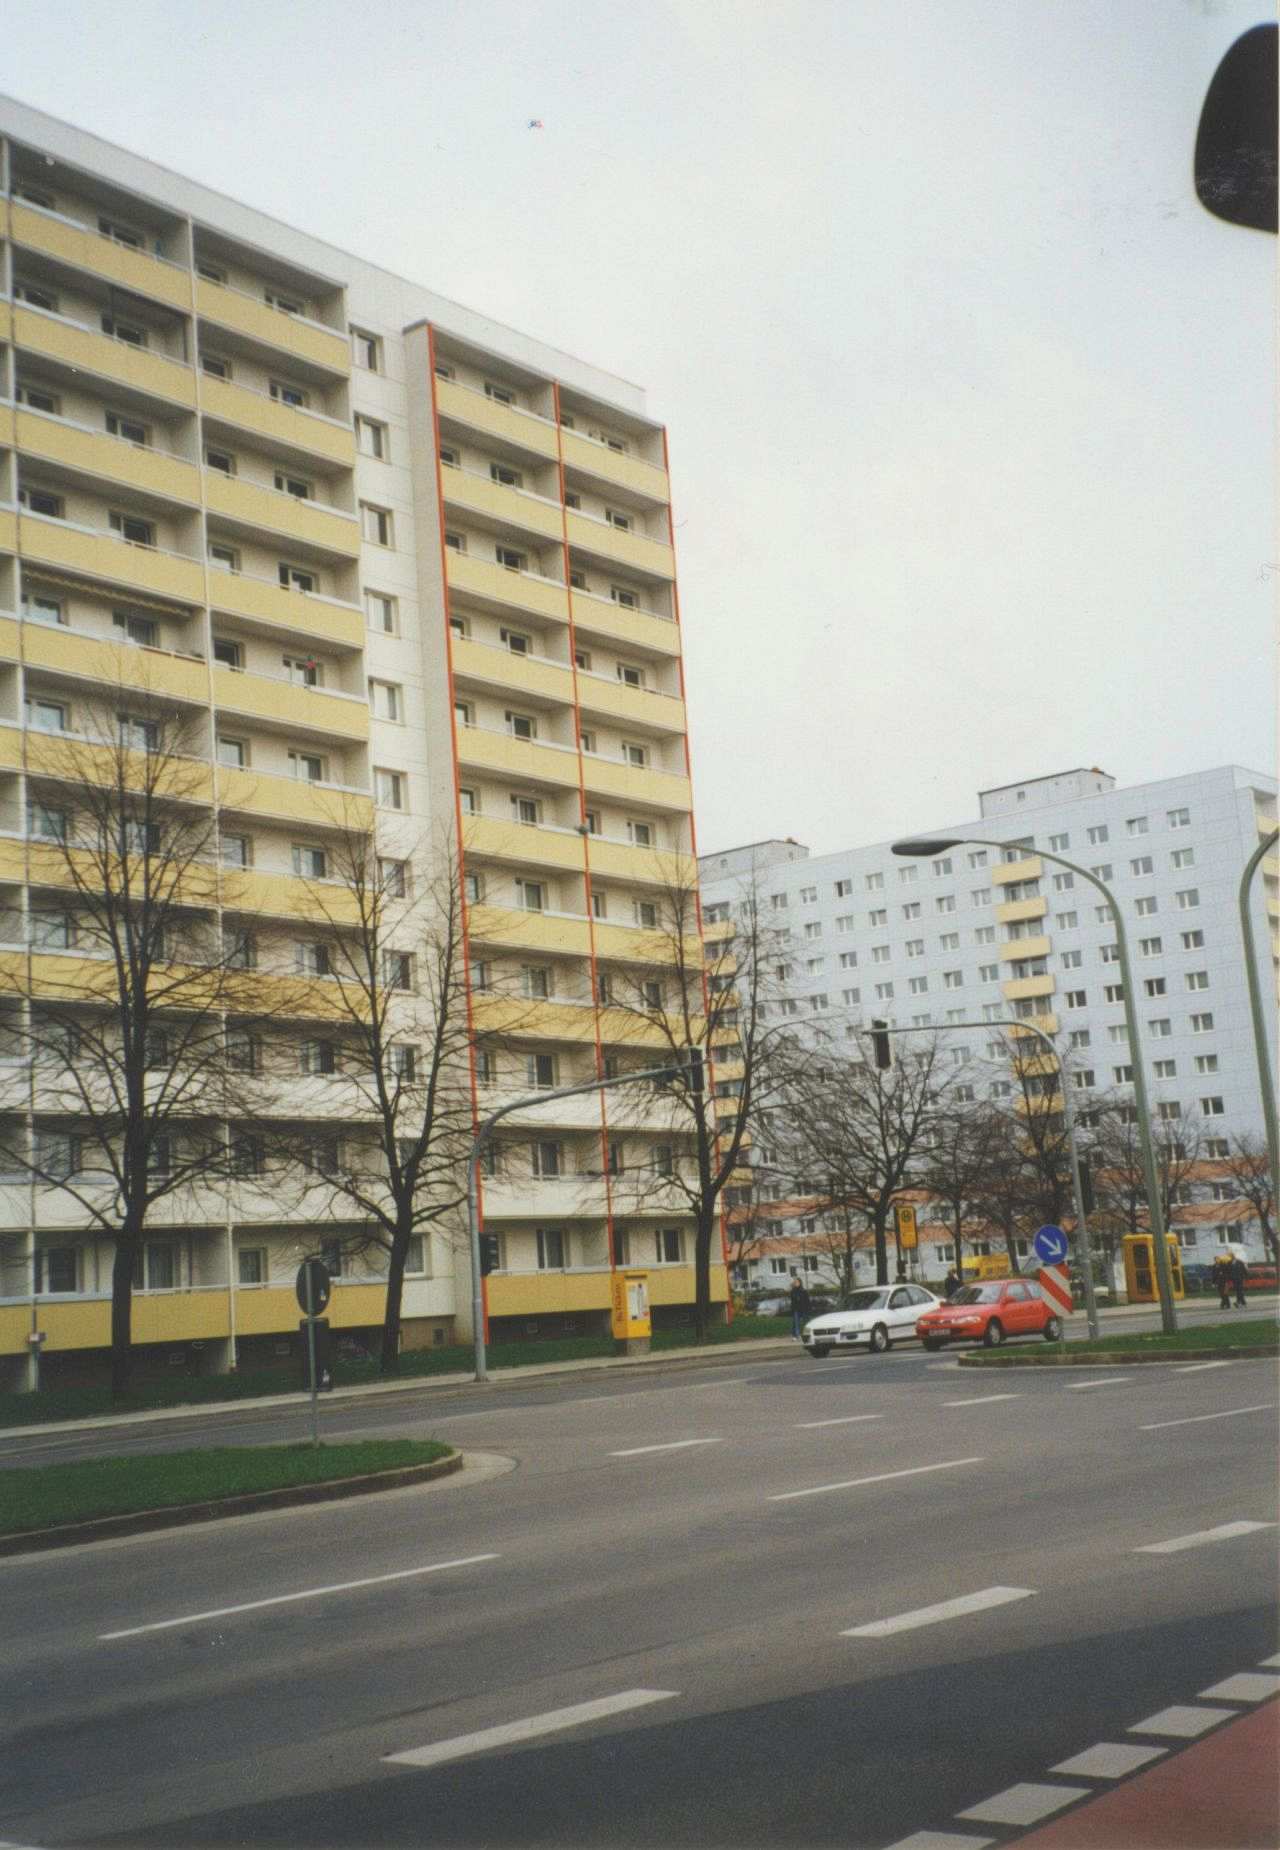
[958,1317,1278,1367]
[0,1439,458,1556]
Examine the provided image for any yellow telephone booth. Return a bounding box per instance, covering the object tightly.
[1121,1233,1185,1304]
[611,1270,651,1353]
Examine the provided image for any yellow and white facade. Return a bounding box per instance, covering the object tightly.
[0,98,721,1387]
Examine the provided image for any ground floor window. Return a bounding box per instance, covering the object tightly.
[237,1246,267,1285]
[536,1227,565,1269]
[35,1245,79,1293]
[132,1242,176,1290]
[656,1227,682,1264]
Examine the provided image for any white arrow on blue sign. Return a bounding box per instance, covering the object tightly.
[1033,1225,1069,1265]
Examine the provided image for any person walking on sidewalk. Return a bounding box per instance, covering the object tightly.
[1229,1252,1248,1308]
[789,1272,812,1339]
[1213,1253,1232,1309]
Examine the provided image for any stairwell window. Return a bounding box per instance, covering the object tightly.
[356,416,387,459]
[361,503,394,547]
[366,591,398,634]
[383,951,414,991]
[369,680,402,721]
[379,858,408,898]
[375,769,405,810]
[351,327,381,370]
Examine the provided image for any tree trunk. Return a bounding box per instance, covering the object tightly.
[109,1233,138,1399]
[693,1211,714,1341]
[873,1216,889,1285]
[380,1229,408,1375]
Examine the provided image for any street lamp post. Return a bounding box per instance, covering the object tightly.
[1238,827,1280,1213]
[893,834,1178,1334]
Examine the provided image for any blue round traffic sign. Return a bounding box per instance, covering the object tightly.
[1033,1225,1069,1265]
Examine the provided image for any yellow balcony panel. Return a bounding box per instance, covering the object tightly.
[446,552,569,625]
[566,510,674,581]
[711,1057,745,1083]
[441,468,564,542]
[575,673,686,735]
[592,921,701,968]
[22,1297,109,1352]
[467,904,593,960]
[18,516,206,607]
[998,935,1051,963]
[991,856,1043,886]
[464,814,585,875]
[131,1289,234,1344]
[455,726,581,792]
[700,918,733,944]
[0,724,23,770]
[16,410,201,506]
[195,278,350,375]
[569,591,681,658]
[233,1280,384,1336]
[204,473,360,560]
[435,378,560,460]
[14,306,196,409]
[0,508,16,556]
[561,429,669,504]
[247,970,366,1024]
[23,731,215,805]
[212,665,369,742]
[1010,1013,1059,1038]
[200,375,355,469]
[1015,1088,1064,1118]
[648,1263,728,1307]
[223,867,362,926]
[0,1303,33,1356]
[10,201,193,310]
[207,566,364,651]
[585,839,696,891]
[1003,974,1057,1002]
[21,621,209,703]
[451,636,574,706]
[486,1270,612,1316]
[216,766,372,832]
[595,1007,669,1050]
[479,1178,610,1221]
[580,754,692,814]
[0,615,19,664]
[996,895,1049,926]
[471,993,599,1044]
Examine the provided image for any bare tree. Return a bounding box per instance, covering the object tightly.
[0,684,256,1396]
[1216,1134,1277,1263]
[1089,1104,1203,1263]
[918,1096,1008,1275]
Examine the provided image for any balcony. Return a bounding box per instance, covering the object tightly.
[995,895,1048,926]
[195,278,349,376]
[593,920,697,967]
[19,729,215,803]
[440,467,564,543]
[463,814,587,875]
[13,407,201,507]
[566,509,674,581]
[476,1175,611,1221]
[991,856,1043,886]
[212,665,369,743]
[19,619,209,704]
[998,935,1051,963]
[454,725,581,793]
[470,992,599,1045]
[0,1290,233,1356]
[580,752,692,814]
[1002,974,1057,1002]
[235,1281,386,1335]
[7,199,193,311]
[585,839,696,890]
[204,473,360,560]
[446,551,570,625]
[0,508,14,556]
[200,374,354,470]
[467,903,593,960]
[16,513,207,607]
[207,564,364,651]
[575,670,686,735]
[223,866,362,925]
[485,1270,612,1316]
[569,589,681,657]
[216,766,372,832]
[451,636,574,707]
[435,378,559,461]
[561,428,669,504]
[12,305,196,410]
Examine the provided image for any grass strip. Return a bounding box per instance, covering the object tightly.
[0,1439,451,1536]
[962,1316,1278,1364]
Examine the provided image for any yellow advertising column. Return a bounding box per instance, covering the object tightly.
[611,1271,652,1355]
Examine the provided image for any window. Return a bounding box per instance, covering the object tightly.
[936,894,956,914]
[1180,929,1205,950]
[898,864,917,885]
[366,591,398,635]
[292,844,327,878]
[301,1039,338,1075]
[237,1247,268,1286]
[355,414,387,460]
[209,542,240,572]
[283,653,322,687]
[1168,807,1191,829]
[444,529,466,552]
[1091,865,1113,883]
[1206,1136,1229,1159]
[490,460,523,489]
[804,921,822,941]
[289,750,326,782]
[224,928,257,969]
[1113,1064,1134,1084]
[1195,1053,1220,1075]
[635,900,659,929]
[617,660,646,690]
[221,833,251,868]
[1108,1024,1129,1044]
[1102,983,1125,1003]
[226,1030,258,1074]
[871,944,890,964]
[833,878,852,898]
[1139,937,1163,958]
[1064,990,1086,1009]
[1186,971,1209,991]
[610,583,642,610]
[1134,895,1157,916]
[1099,943,1120,964]
[1126,816,1148,836]
[269,379,308,408]
[939,932,960,951]
[1170,847,1195,870]
[106,410,150,447]
[943,970,963,990]
[26,696,68,733]
[874,981,894,1000]
[483,379,515,405]
[19,486,64,519]
[839,950,858,969]
[101,313,147,347]
[908,976,928,995]
[527,1052,557,1090]
[22,592,64,626]
[1060,949,1082,969]
[605,507,633,530]
[296,941,331,977]
[1153,1058,1177,1079]
[515,879,545,912]
[1190,1012,1214,1033]
[136,1241,177,1289]
[842,986,860,1005]
[274,469,313,501]
[902,901,921,921]
[868,909,887,928]
[15,278,59,312]
[932,856,952,876]
[974,925,995,944]
[361,503,394,547]
[1200,1096,1225,1117]
[1175,889,1200,911]
[1130,856,1154,877]
[369,680,402,721]
[1086,824,1109,845]
[506,710,537,741]
[202,352,231,379]
[905,938,924,957]
[27,802,66,841]
[118,713,158,753]
[278,562,317,593]
[351,326,380,370]
[383,951,414,991]
[979,963,999,983]
[1144,977,1167,998]
[865,871,884,891]
[375,769,405,809]
[229,1136,263,1179]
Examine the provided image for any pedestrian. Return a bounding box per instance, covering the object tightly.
[943,1267,961,1299]
[1213,1253,1232,1310]
[789,1271,812,1339]
[1229,1252,1248,1309]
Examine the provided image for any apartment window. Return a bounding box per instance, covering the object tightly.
[19,486,64,520]
[834,878,852,898]
[226,1030,259,1075]
[865,871,884,891]
[1134,895,1157,917]
[536,1228,566,1269]
[292,844,327,878]
[970,888,992,907]
[515,879,545,912]
[221,833,251,869]
[1138,937,1163,958]
[931,856,953,876]
[1205,1136,1229,1158]
[874,982,894,1000]
[1168,807,1191,829]
[511,795,541,826]
[296,941,332,977]
[483,379,515,406]
[269,379,308,408]
[617,661,646,689]
[505,710,537,742]
[1091,865,1113,883]
[101,313,147,347]
[604,508,633,531]
[871,944,890,964]
[1152,1058,1177,1079]
[495,547,529,576]
[22,592,64,626]
[591,890,607,918]
[939,932,960,951]
[109,509,157,549]
[383,951,414,991]
[804,921,822,941]
[527,1052,557,1089]
[237,1247,268,1287]
[209,542,240,572]
[1200,1096,1225,1117]
[1108,1023,1130,1045]
[1102,983,1125,1003]
[634,901,658,929]
[1100,943,1120,964]
[281,653,322,688]
[350,326,381,370]
[365,591,398,636]
[905,938,924,958]
[228,1137,263,1180]
[1195,1054,1220,1075]
[1185,970,1209,991]
[289,750,326,782]
[1144,977,1167,997]
[1113,1064,1134,1084]
[464,872,484,904]
[203,443,239,477]
[355,414,388,460]
[1130,856,1154,877]
[936,895,956,914]
[1064,989,1086,1009]
[274,469,313,501]
[27,802,67,842]
[1067,1028,1091,1050]
[1060,949,1082,970]
[1054,912,1077,931]
[106,410,150,447]
[898,864,918,885]
[979,963,999,983]
[1126,816,1148,837]
[627,819,653,847]
[361,503,394,547]
[15,278,59,312]
[835,915,855,933]
[201,352,232,379]
[118,713,158,753]
[902,902,921,920]
[369,680,402,721]
[1175,889,1200,911]
[908,976,928,995]
[224,928,257,969]
[375,768,405,809]
[444,530,466,553]
[943,970,963,990]
[377,858,408,900]
[301,1038,338,1076]
[1170,847,1195,870]
[26,696,68,734]
[211,638,245,673]
[1190,1012,1214,1033]
[868,908,887,927]
[1086,825,1109,845]
[279,562,317,593]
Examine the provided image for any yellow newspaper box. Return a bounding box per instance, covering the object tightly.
[611,1269,651,1342]
[1121,1233,1185,1303]
[894,1203,918,1250]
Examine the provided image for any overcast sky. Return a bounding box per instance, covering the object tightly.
[6,0,1273,853]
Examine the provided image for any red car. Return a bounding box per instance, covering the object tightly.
[916,1279,1062,1350]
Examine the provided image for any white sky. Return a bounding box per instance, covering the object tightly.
[6,0,1273,853]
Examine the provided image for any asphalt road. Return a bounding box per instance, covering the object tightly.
[0,1331,1277,1848]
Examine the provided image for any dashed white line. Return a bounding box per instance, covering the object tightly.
[1140,1402,1276,1431]
[98,1554,499,1640]
[1067,1377,1130,1390]
[957,1782,1089,1827]
[795,1414,885,1429]
[1198,1672,1280,1702]
[1174,1360,1235,1373]
[383,1688,678,1769]
[841,1587,1035,1638]
[1128,1705,1238,1738]
[768,1457,983,1502]
[942,1395,1020,1408]
[608,1438,723,1457]
[1049,1742,1166,1778]
[883,1833,996,1849]
[1259,1653,1280,1668]
[1134,1520,1274,1555]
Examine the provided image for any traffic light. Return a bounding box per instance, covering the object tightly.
[479,1233,500,1276]
[678,1045,705,1095]
[1076,1156,1095,1217]
[870,1018,893,1071]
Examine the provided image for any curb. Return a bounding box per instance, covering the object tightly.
[958,1345,1279,1368]
[0,1447,462,1558]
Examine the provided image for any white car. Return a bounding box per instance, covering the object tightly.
[802,1284,941,1357]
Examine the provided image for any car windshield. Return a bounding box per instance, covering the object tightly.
[843,1290,888,1311]
[952,1284,1003,1305]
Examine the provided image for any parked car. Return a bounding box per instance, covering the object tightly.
[747,1294,792,1318]
[802,1284,940,1357]
[916,1278,1061,1349]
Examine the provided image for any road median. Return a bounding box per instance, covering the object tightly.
[958,1316,1278,1367]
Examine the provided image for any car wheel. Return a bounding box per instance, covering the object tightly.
[982,1319,1005,1348]
[922,1338,943,1352]
[1043,1316,1062,1342]
[808,1346,830,1359]
[869,1324,890,1353]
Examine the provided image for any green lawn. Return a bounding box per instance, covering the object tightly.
[1,1439,452,1536]
[964,1316,1277,1363]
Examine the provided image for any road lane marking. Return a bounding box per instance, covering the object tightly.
[1140,1402,1275,1430]
[883,1833,997,1849]
[98,1554,500,1640]
[768,1457,982,1502]
[957,1782,1089,1826]
[841,1586,1035,1637]
[1198,1672,1280,1702]
[1135,1520,1274,1555]
[1067,1377,1130,1390]
[383,1688,678,1769]
[1049,1742,1166,1778]
[942,1395,1020,1408]
[1174,1360,1235,1373]
[1128,1704,1237,1737]
[795,1414,886,1429]
[608,1438,722,1457]
[1260,1653,1280,1668]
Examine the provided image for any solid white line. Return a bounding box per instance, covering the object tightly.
[842,1586,1035,1638]
[608,1437,722,1457]
[1128,1705,1237,1738]
[98,1554,500,1640]
[1141,1403,1276,1431]
[1067,1377,1130,1390]
[1050,1742,1166,1778]
[958,1782,1090,1826]
[942,1395,1020,1408]
[1135,1520,1274,1555]
[769,1457,983,1502]
[384,1688,678,1768]
[795,1414,886,1429]
[1198,1672,1280,1702]
[1174,1360,1235,1373]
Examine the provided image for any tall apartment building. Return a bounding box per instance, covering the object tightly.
[701,764,1278,1275]
[0,97,721,1389]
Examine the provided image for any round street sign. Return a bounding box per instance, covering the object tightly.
[1033,1225,1069,1265]
[295,1257,332,1315]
